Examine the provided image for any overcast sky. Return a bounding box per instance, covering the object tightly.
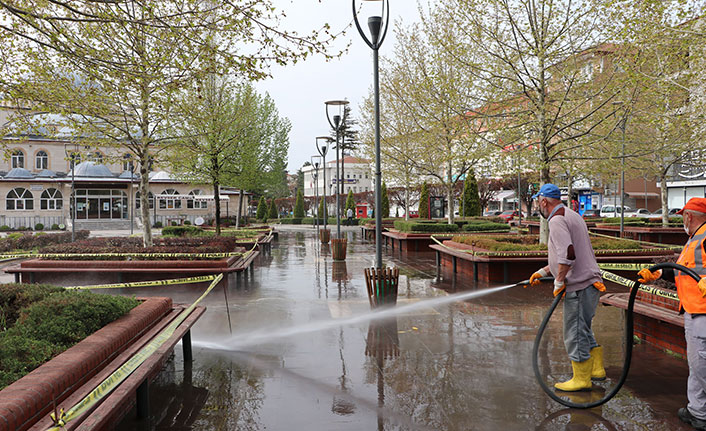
[254,0,421,174]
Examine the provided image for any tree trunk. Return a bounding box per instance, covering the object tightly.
[236,189,244,228]
[447,160,454,225]
[660,170,669,227]
[213,179,221,236]
[404,185,410,221]
[567,173,573,208]
[139,157,153,247]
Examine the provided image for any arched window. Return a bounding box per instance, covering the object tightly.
[135,191,154,209]
[187,190,207,209]
[40,188,63,210]
[90,151,103,164]
[122,154,133,171]
[35,151,48,170]
[11,150,24,169]
[159,189,181,209]
[6,188,33,210]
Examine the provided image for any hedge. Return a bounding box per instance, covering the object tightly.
[161,225,208,237]
[0,230,90,253]
[0,284,138,389]
[394,221,460,233]
[278,218,304,225]
[452,234,642,252]
[462,222,511,232]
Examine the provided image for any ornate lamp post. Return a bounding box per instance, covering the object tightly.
[353,0,389,269]
[316,136,333,243]
[312,155,322,234]
[325,100,349,239]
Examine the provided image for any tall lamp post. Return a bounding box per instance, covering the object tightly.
[64,145,78,242]
[325,100,349,239]
[312,155,322,234]
[316,137,332,231]
[353,0,389,270]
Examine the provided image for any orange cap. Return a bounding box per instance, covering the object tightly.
[676,197,706,215]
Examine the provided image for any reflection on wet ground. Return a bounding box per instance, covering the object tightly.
[115,227,691,430]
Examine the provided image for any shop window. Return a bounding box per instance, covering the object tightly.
[187,190,207,209]
[159,189,182,209]
[35,151,48,170]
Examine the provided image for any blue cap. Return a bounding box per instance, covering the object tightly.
[531,183,561,200]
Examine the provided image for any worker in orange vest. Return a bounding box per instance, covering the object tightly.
[638,197,706,430]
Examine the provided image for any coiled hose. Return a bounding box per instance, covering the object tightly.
[532,262,702,409]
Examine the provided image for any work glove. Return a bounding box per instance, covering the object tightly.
[529,267,549,287]
[553,279,566,297]
[637,268,662,284]
[699,278,706,298]
[593,282,607,292]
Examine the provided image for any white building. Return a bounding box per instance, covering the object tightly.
[302,156,373,198]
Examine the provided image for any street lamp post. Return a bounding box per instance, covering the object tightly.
[326,100,349,239]
[130,161,135,235]
[353,0,389,270]
[312,155,322,235]
[64,145,78,242]
[316,137,332,231]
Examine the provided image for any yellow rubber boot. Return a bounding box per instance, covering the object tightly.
[554,358,594,392]
[590,346,606,381]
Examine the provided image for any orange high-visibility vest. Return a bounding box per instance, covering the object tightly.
[676,222,706,314]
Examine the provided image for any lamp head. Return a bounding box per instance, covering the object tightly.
[368,16,383,45]
[333,115,341,129]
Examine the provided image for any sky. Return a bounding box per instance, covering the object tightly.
[254,0,422,174]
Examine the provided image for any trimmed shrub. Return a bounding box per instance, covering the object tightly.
[161,225,206,237]
[278,218,303,225]
[462,222,511,232]
[17,226,29,231]
[345,189,356,213]
[0,288,138,388]
[183,220,192,225]
[51,223,60,230]
[0,230,90,253]
[256,198,268,221]
[293,190,305,218]
[462,172,482,217]
[394,221,460,233]
[0,226,10,232]
[452,234,642,252]
[268,199,278,220]
[34,223,44,231]
[418,182,430,219]
[381,182,390,218]
[153,221,163,228]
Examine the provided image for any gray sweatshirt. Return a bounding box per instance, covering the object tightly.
[547,205,602,292]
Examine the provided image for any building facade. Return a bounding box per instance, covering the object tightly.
[302,156,373,198]
[0,114,249,229]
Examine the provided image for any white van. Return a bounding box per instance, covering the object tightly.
[600,205,632,218]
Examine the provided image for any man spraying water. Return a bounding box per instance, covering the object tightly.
[528,183,607,392]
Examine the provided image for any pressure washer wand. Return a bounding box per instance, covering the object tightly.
[515,277,555,287]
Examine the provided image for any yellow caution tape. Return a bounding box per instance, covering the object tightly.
[65,275,218,290]
[598,263,652,271]
[48,273,224,430]
[599,269,679,301]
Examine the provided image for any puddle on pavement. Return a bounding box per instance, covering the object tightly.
[108,228,691,430]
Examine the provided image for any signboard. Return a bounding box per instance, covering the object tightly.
[331,178,359,184]
[30,185,43,191]
[430,196,446,219]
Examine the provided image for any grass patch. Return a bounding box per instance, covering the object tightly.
[0,284,138,389]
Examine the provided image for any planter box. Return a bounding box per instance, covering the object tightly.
[523,220,597,234]
[590,224,688,245]
[431,240,677,283]
[600,287,685,359]
[0,297,173,431]
[382,231,455,253]
[6,252,258,285]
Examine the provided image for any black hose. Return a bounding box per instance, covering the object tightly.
[532,262,702,409]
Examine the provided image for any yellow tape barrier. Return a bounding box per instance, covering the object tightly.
[599,269,679,301]
[65,275,218,290]
[0,252,245,259]
[48,273,224,429]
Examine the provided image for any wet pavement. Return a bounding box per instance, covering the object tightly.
[112,226,692,430]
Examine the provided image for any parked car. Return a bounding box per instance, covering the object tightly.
[499,210,519,222]
[408,210,419,218]
[652,208,682,217]
[582,209,601,218]
[599,205,632,218]
[483,210,502,217]
[626,208,652,218]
